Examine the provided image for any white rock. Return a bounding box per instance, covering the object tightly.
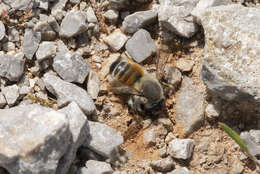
[43,72,96,115]
[158,0,199,38]
[57,102,88,174]
[83,121,124,160]
[0,21,5,41]
[87,71,100,99]
[125,29,157,63]
[59,10,88,38]
[79,160,113,174]
[104,9,119,23]
[86,7,98,23]
[0,104,70,174]
[191,0,232,24]
[36,41,57,61]
[104,29,128,51]
[168,138,194,160]
[2,84,20,106]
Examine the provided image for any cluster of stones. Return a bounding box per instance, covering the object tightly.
[0,0,259,173]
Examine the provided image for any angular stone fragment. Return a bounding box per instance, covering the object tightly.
[176,58,194,72]
[8,27,19,42]
[87,71,100,99]
[79,160,113,174]
[53,51,90,84]
[168,138,194,160]
[36,41,57,61]
[104,9,119,23]
[163,65,182,86]
[175,77,204,135]
[43,73,96,115]
[59,10,88,38]
[83,121,124,160]
[22,29,41,59]
[0,104,70,174]
[125,29,157,63]
[86,7,98,23]
[168,167,192,174]
[51,0,68,14]
[104,29,128,51]
[3,0,35,10]
[2,85,19,106]
[0,54,25,81]
[150,157,174,172]
[0,21,5,41]
[56,102,88,174]
[158,0,198,38]
[200,5,260,106]
[122,10,157,34]
[240,131,260,157]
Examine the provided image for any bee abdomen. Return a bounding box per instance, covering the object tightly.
[111,61,143,86]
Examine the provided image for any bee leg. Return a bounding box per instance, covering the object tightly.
[128,95,147,113]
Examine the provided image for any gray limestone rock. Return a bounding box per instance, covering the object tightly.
[59,10,88,38]
[56,102,88,174]
[158,0,199,38]
[2,84,19,106]
[87,71,100,99]
[43,73,96,115]
[122,10,157,34]
[168,138,194,160]
[8,27,19,42]
[240,131,260,157]
[175,77,204,135]
[0,54,25,81]
[0,21,5,41]
[3,0,35,10]
[150,157,174,172]
[53,51,90,84]
[125,29,157,63]
[79,160,113,174]
[22,29,41,60]
[191,0,232,24]
[104,29,128,51]
[83,121,124,160]
[168,167,192,174]
[51,0,68,15]
[176,58,194,72]
[0,104,70,174]
[200,5,260,106]
[86,7,98,23]
[163,65,182,86]
[104,9,119,23]
[36,41,57,61]
[249,130,260,144]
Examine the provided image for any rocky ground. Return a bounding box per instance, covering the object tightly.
[0,0,259,174]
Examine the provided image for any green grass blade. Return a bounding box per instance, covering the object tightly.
[219,122,260,168]
[219,122,249,152]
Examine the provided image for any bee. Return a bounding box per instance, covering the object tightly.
[109,55,165,114]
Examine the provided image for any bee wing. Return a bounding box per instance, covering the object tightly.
[108,79,141,96]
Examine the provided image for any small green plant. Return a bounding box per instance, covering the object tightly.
[219,122,260,168]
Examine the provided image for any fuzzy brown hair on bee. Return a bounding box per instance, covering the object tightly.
[109,56,165,114]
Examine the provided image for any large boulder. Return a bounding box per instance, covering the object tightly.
[200,5,260,106]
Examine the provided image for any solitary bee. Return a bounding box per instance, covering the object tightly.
[109,55,165,114]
